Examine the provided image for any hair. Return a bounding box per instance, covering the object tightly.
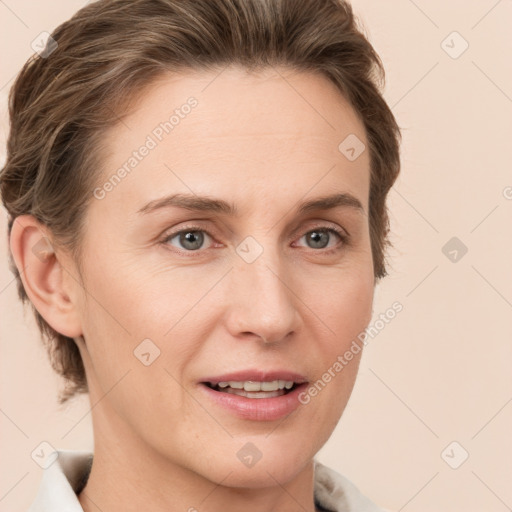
[0,0,401,404]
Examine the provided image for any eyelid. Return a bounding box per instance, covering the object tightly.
[288,220,349,242]
[290,223,348,253]
[160,224,217,251]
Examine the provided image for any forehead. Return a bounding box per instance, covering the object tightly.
[96,65,370,217]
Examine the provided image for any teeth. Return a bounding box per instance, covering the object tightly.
[244,381,261,392]
[212,380,295,391]
[261,380,279,391]
[224,388,283,399]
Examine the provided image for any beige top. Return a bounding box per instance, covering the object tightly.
[27,450,387,512]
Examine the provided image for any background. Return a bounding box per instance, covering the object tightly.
[1,1,511,511]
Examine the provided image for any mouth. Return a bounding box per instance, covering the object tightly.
[203,380,300,399]
[198,371,309,421]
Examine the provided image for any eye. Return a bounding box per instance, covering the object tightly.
[295,227,347,252]
[160,224,348,255]
[162,226,215,252]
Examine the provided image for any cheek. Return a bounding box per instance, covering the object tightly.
[311,266,374,343]
[77,253,213,396]
[303,265,373,411]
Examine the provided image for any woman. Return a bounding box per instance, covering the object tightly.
[1,0,401,510]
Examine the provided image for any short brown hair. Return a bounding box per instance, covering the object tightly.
[0,0,401,404]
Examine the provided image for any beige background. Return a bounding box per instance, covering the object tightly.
[1,1,511,511]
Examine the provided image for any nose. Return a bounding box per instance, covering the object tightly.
[225,250,300,345]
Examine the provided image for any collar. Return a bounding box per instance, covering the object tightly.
[27,450,385,512]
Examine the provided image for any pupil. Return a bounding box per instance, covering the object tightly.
[309,230,328,249]
[182,231,203,250]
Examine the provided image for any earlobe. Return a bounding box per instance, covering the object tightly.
[9,215,83,339]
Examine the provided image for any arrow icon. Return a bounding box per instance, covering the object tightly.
[441,441,469,469]
[134,339,161,366]
[338,134,365,161]
[442,237,468,263]
[237,441,263,467]
[31,443,58,468]
[236,236,263,263]
[441,31,469,59]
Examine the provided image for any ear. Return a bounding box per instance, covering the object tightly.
[9,215,83,339]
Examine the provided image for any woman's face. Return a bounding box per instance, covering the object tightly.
[70,65,374,486]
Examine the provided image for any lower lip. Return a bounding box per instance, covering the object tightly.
[199,383,308,421]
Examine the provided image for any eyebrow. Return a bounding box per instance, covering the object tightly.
[137,192,365,216]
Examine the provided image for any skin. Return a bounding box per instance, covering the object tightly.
[10,65,375,512]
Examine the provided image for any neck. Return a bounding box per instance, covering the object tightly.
[77,397,319,512]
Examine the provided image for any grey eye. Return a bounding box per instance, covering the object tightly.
[167,230,210,251]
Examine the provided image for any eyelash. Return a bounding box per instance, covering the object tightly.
[160,223,349,256]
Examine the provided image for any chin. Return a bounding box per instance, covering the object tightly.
[216,460,308,489]
[196,441,314,489]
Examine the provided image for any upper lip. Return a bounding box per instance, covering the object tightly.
[201,369,308,386]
